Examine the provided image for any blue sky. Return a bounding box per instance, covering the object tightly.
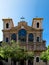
[0,0,49,46]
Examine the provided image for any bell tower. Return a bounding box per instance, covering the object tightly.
[2,18,14,30]
[32,17,43,29]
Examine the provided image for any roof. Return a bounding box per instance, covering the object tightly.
[33,18,43,20]
[2,18,12,21]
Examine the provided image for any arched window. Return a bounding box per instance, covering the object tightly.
[6,37,9,42]
[37,37,40,42]
[6,23,9,28]
[11,33,16,41]
[18,29,27,42]
[37,22,39,28]
[28,33,34,42]
[36,57,39,62]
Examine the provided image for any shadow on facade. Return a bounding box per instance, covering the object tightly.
[12,59,33,65]
[0,60,3,65]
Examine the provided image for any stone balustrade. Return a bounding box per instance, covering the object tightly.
[18,41,46,51]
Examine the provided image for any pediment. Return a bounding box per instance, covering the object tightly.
[10,25,36,32]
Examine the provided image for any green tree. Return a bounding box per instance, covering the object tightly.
[0,40,34,65]
[40,46,49,65]
[10,40,34,65]
[0,46,4,60]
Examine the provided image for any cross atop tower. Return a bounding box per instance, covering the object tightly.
[21,16,25,19]
[20,16,25,21]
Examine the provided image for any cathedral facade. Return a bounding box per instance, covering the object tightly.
[2,17,46,65]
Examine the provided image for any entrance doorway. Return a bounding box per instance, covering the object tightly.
[28,59,33,65]
[19,60,26,65]
[0,60,3,65]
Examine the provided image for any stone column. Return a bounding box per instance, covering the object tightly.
[16,62,18,65]
[26,60,28,65]
[40,33,42,42]
[27,34,28,43]
[8,33,11,43]
[34,33,36,42]
[8,58,11,65]
[34,44,36,50]
[17,33,18,43]
[26,34,28,50]
[33,33,36,50]
[33,57,36,65]
[3,33,5,42]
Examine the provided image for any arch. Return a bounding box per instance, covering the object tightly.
[36,57,39,62]
[11,33,16,41]
[0,60,3,65]
[6,37,9,42]
[37,22,39,28]
[19,60,25,65]
[28,59,33,65]
[28,33,34,42]
[18,29,27,42]
[6,23,9,28]
[37,37,40,42]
